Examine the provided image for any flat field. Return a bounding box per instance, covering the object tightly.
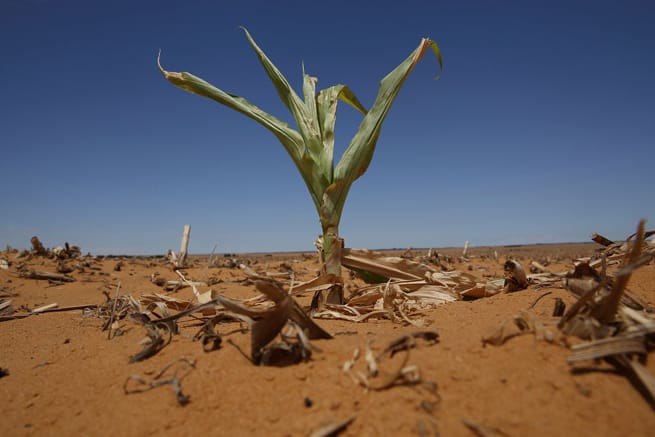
[1,242,653,436]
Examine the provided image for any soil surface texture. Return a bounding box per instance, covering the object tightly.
[1,242,654,436]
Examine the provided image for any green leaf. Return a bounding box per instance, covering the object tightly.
[159,29,442,241]
[324,38,443,225]
[315,85,368,184]
[157,53,326,209]
[240,28,325,168]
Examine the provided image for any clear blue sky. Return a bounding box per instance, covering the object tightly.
[1,0,653,254]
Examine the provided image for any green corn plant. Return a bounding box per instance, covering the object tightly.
[158,28,442,304]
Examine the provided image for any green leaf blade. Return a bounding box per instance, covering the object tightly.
[327,38,442,223]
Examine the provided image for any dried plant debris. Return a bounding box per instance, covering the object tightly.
[308,416,356,437]
[18,268,75,283]
[1,302,98,322]
[559,221,654,339]
[192,314,241,352]
[503,259,528,291]
[25,236,82,259]
[315,267,500,325]
[0,299,14,317]
[222,280,331,365]
[341,248,541,305]
[552,298,566,317]
[94,289,183,362]
[343,331,439,391]
[567,332,648,362]
[559,220,655,405]
[591,232,615,247]
[314,282,438,326]
[0,286,17,298]
[124,358,195,406]
[479,222,655,404]
[30,236,48,256]
[381,331,440,357]
[462,418,506,437]
[97,293,141,333]
[562,262,647,312]
[129,322,173,363]
[132,278,331,366]
[342,249,434,282]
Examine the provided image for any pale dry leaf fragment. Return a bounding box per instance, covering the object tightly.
[616,356,655,402]
[530,260,550,273]
[400,364,421,384]
[503,259,527,291]
[621,306,655,327]
[462,418,501,437]
[562,262,602,298]
[248,294,293,364]
[342,347,360,373]
[308,416,356,437]
[312,308,389,323]
[567,335,647,363]
[365,340,378,376]
[410,285,458,305]
[593,221,646,324]
[129,323,171,363]
[425,270,478,292]
[255,280,332,341]
[460,279,504,299]
[0,299,13,316]
[175,224,191,268]
[342,248,432,281]
[239,263,260,278]
[289,273,342,296]
[355,370,370,389]
[31,303,58,313]
[19,269,75,283]
[174,269,203,301]
[200,279,332,365]
[140,293,195,312]
[346,287,384,306]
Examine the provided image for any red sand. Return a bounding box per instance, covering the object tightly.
[1,244,654,436]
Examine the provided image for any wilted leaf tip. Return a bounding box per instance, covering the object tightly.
[156,49,167,76]
[238,25,253,40]
[426,39,443,80]
[156,50,186,84]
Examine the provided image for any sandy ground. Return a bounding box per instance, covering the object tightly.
[1,242,654,436]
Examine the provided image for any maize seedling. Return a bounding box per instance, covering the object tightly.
[158,28,442,304]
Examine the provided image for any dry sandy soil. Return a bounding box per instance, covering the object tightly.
[1,241,654,436]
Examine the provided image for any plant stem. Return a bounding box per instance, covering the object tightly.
[321,224,343,304]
